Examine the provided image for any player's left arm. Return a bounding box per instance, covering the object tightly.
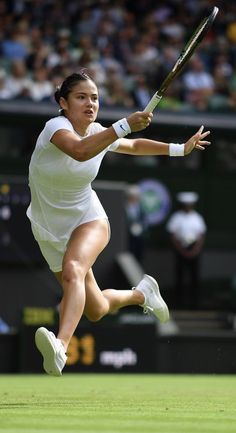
[114,126,211,156]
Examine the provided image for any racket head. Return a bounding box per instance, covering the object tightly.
[176,6,219,66]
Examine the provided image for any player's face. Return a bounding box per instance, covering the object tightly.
[60,80,99,125]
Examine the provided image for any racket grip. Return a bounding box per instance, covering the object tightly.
[144,93,162,112]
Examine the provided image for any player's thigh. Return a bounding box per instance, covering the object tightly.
[62,218,109,272]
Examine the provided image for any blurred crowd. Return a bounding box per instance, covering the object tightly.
[0,0,236,112]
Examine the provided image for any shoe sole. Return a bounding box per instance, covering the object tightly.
[35,327,62,376]
[144,274,170,323]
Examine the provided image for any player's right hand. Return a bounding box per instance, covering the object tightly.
[127,111,153,132]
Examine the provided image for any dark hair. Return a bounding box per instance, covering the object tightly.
[54,70,95,113]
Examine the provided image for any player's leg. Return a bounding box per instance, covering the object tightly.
[56,218,110,349]
[35,218,109,376]
[84,268,169,324]
[83,268,144,321]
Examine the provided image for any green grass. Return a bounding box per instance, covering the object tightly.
[0,374,236,433]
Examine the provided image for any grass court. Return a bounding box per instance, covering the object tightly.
[0,374,235,432]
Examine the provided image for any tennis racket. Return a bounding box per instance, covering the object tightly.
[144,6,219,112]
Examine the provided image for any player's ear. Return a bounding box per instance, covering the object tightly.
[59,97,68,112]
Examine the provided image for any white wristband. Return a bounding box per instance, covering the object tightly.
[112,118,131,138]
[169,143,185,156]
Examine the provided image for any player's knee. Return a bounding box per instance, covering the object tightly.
[62,259,84,285]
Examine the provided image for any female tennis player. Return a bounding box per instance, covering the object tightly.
[27,71,210,376]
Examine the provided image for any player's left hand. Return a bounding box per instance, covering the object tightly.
[184,126,211,155]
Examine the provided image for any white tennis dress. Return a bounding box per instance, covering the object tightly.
[26,116,120,272]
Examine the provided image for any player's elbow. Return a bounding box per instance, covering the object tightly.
[74,148,90,161]
[75,153,88,162]
[128,139,138,154]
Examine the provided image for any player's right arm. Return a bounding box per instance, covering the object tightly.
[51,112,152,161]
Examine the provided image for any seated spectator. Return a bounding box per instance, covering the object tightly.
[72,34,99,66]
[148,45,180,93]
[27,27,51,71]
[131,74,152,110]
[4,60,32,99]
[77,51,107,102]
[160,15,185,42]
[208,56,232,111]
[75,7,98,37]
[182,55,215,111]
[127,36,159,75]
[158,83,188,112]
[46,29,74,70]
[1,27,29,61]
[100,44,124,76]
[103,70,135,108]
[28,67,53,102]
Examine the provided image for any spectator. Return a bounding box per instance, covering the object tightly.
[209,56,232,111]
[104,70,135,108]
[100,43,124,76]
[127,37,159,75]
[26,27,51,71]
[4,59,32,99]
[1,27,29,61]
[160,15,185,42]
[131,74,152,110]
[46,29,74,70]
[28,67,53,102]
[182,55,215,110]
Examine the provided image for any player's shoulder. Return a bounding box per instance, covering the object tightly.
[45,116,73,130]
[39,116,74,147]
[89,122,105,134]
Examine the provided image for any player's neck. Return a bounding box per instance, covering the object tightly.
[67,116,91,137]
[74,126,89,137]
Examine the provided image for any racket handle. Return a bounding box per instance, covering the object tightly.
[144,93,162,112]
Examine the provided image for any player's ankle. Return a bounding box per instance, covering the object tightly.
[132,289,145,305]
[57,337,68,352]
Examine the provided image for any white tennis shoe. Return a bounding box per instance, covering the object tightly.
[135,274,169,323]
[35,327,67,376]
